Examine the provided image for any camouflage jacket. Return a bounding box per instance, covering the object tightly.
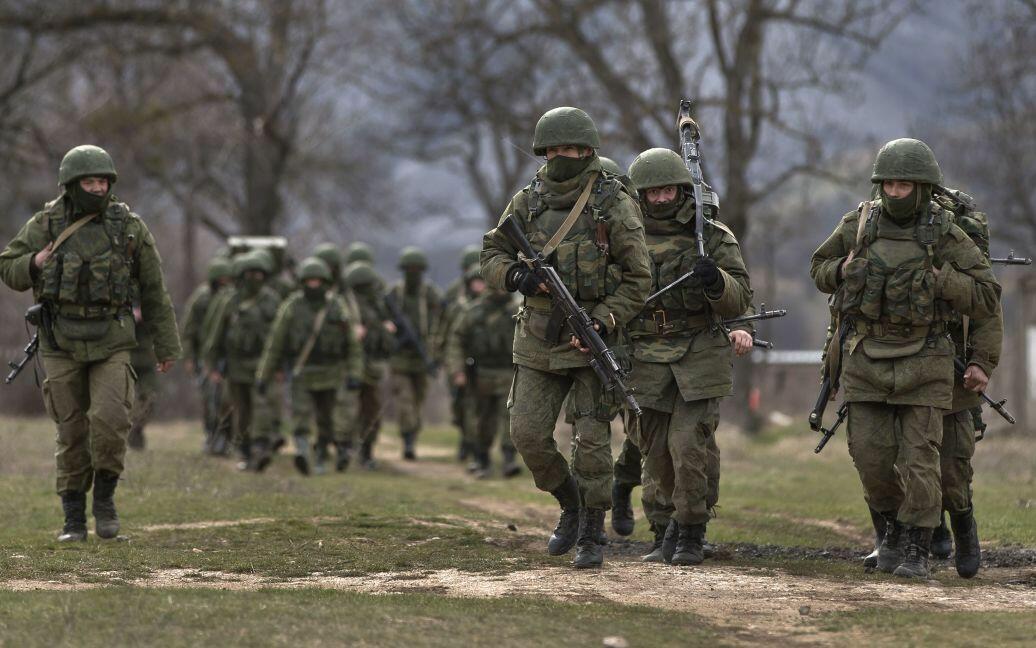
[256,290,362,390]
[341,283,395,385]
[434,276,473,361]
[628,199,753,408]
[202,284,283,384]
[481,158,652,372]
[811,199,1001,408]
[446,291,518,394]
[0,193,181,363]
[182,282,214,365]
[387,280,442,374]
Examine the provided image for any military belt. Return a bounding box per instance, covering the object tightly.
[850,319,948,340]
[628,310,710,336]
[524,295,552,311]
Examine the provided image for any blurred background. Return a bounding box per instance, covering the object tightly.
[0,0,1033,430]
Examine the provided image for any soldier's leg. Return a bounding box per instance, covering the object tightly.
[313,389,339,469]
[611,435,641,536]
[358,381,382,467]
[211,381,234,456]
[569,368,615,568]
[669,398,720,565]
[468,387,494,476]
[493,385,520,477]
[412,371,428,437]
[706,432,720,511]
[940,408,980,577]
[85,351,134,539]
[453,383,470,461]
[508,365,582,556]
[847,401,905,572]
[392,370,419,458]
[228,382,255,466]
[892,404,944,579]
[331,384,358,472]
[637,409,675,562]
[290,381,315,475]
[128,364,157,450]
[42,355,93,541]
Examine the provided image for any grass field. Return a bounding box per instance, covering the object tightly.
[0,414,1034,647]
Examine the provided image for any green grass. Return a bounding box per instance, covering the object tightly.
[817,609,1036,647]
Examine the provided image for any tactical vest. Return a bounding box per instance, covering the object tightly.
[523,173,626,308]
[466,298,517,368]
[390,283,431,338]
[37,199,134,340]
[224,288,279,359]
[838,201,954,339]
[285,296,352,363]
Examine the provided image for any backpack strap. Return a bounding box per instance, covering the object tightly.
[52,213,98,253]
[292,302,329,377]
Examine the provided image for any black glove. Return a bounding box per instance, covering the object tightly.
[592,318,608,338]
[693,257,721,289]
[346,377,363,391]
[256,381,268,396]
[507,264,543,297]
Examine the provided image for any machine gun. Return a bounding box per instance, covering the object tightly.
[384,291,438,376]
[990,250,1032,266]
[721,305,787,349]
[677,99,707,258]
[499,215,641,416]
[5,304,47,385]
[955,357,1015,426]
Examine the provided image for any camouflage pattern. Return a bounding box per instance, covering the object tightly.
[0,182,181,495]
[344,261,394,451]
[446,288,519,464]
[128,312,158,449]
[58,145,118,185]
[388,275,441,443]
[870,138,944,185]
[436,258,482,453]
[532,106,601,155]
[481,152,651,509]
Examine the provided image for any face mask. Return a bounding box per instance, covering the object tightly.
[70,183,110,216]
[242,276,264,295]
[304,285,326,302]
[545,154,593,182]
[881,184,931,223]
[404,269,423,290]
[643,192,685,219]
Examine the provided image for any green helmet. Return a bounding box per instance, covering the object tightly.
[206,257,232,282]
[252,248,277,274]
[346,242,374,265]
[599,156,623,175]
[398,246,428,270]
[463,263,482,282]
[532,107,601,156]
[58,145,118,186]
[232,252,267,278]
[298,256,332,282]
[312,243,343,271]
[628,148,692,191]
[345,260,378,287]
[461,244,481,270]
[870,138,943,185]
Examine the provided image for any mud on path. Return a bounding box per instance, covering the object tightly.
[4,561,1036,644]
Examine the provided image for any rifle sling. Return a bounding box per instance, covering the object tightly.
[538,171,598,260]
[52,213,98,252]
[292,305,329,378]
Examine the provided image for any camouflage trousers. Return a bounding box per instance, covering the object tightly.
[846,402,944,528]
[290,382,337,441]
[391,370,428,438]
[508,365,613,509]
[42,351,134,494]
[228,381,273,446]
[357,381,383,445]
[635,398,720,527]
[461,371,515,459]
[332,384,361,446]
[941,409,976,515]
[129,361,158,443]
[621,429,720,526]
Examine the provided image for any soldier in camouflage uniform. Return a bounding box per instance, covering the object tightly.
[388,246,442,461]
[344,260,397,469]
[482,107,651,568]
[446,266,521,478]
[0,145,181,541]
[203,251,282,471]
[127,303,158,450]
[439,244,483,462]
[183,256,233,452]
[624,148,754,565]
[811,138,1001,579]
[256,257,362,475]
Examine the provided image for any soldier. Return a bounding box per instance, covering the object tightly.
[810,138,1000,579]
[346,241,375,266]
[438,244,483,461]
[344,260,397,469]
[481,106,651,568]
[446,266,522,478]
[623,148,753,565]
[203,251,282,471]
[387,246,442,461]
[183,256,233,452]
[0,145,181,541]
[127,303,158,450]
[256,257,362,475]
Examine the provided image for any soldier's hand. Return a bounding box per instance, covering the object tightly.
[383,320,397,334]
[355,324,368,341]
[508,265,547,297]
[184,359,195,374]
[453,371,467,387]
[693,257,720,289]
[156,360,175,373]
[569,320,604,353]
[963,364,989,393]
[209,370,223,384]
[33,243,54,269]
[729,329,753,356]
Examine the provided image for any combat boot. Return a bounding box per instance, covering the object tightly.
[573,508,605,569]
[248,438,273,472]
[92,471,120,539]
[547,475,581,556]
[401,432,417,461]
[57,491,87,542]
[641,521,668,562]
[359,440,377,470]
[610,482,635,537]
[127,424,145,451]
[661,519,679,564]
[950,508,981,579]
[472,449,491,479]
[501,447,521,478]
[863,507,886,569]
[876,513,904,574]
[931,511,952,560]
[312,439,331,475]
[293,434,311,475]
[893,526,933,579]
[671,523,706,566]
[457,439,472,462]
[335,441,352,472]
[702,527,715,559]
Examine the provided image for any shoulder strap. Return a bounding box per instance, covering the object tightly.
[541,171,599,258]
[52,213,98,252]
[292,303,329,377]
[853,200,877,254]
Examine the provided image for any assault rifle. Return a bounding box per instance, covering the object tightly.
[990,250,1032,266]
[5,304,46,384]
[809,314,852,434]
[721,305,787,350]
[499,215,641,416]
[814,401,847,454]
[955,357,1015,425]
[384,291,438,376]
[677,99,707,258]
